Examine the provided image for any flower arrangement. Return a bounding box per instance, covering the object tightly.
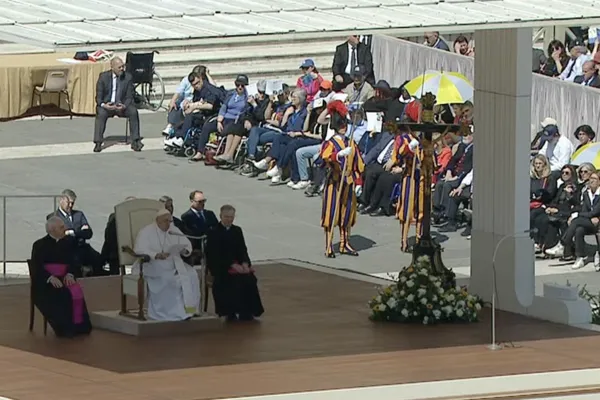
[369,256,484,324]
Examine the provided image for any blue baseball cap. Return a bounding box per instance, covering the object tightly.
[300,58,315,68]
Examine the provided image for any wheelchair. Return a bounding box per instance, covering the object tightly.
[125,50,165,111]
[164,126,202,158]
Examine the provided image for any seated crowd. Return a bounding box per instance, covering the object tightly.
[31,189,264,338]
[530,121,600,271]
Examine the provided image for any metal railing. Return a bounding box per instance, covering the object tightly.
[1,195,60,278]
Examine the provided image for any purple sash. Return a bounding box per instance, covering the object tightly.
[44,263,84,324]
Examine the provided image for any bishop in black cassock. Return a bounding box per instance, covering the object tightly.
[206,206,264,321]
[31,231,92,338]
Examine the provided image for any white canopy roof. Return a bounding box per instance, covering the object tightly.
[0,0,599,46]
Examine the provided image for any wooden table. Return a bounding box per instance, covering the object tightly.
[0,52,108,119]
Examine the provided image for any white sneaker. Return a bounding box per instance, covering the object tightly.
[534,243,541,253]
[253,159,268,170]
[572,257,586,270]
[292,181,311,190]
[595,252,600,272]
[271,176,281,184]
[287,181,295,188]
[266,166,280,178]
[162,124,172,136]
[544,243,564,257]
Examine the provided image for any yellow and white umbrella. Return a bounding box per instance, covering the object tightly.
[571,142,600,168]
[404,70,473,105]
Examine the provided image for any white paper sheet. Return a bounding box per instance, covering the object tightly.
[167,244,187,256]
[246,83,259,98]
[366,112,383,132]
[57,58,82,64]
[265,79,284,95]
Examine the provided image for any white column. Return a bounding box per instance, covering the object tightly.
[470,28,590,324]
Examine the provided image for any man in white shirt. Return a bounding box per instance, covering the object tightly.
[559,46,591,82]
[439,169,473,233]
[538,124,574,173]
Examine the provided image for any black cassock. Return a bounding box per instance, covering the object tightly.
[30,235,92,337]
[206,223,264,318]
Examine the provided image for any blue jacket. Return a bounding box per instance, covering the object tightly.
[363,132,393,165]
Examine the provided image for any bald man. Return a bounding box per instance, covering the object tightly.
[94,57,143,153]
[574,60,600,88]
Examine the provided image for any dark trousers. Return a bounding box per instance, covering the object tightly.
[311,166,326,186]
[176,112,207,139]
[196,118,245,152]
[533,212,566,249]
[433,179,461,212]
[445,187,471,221]
[562,217,597,258]
[529,207,547,240]
[360,163,384,205]
[94,105,140,143]
[369,171,403,210]
[167,107,185,128]
[284,138,321,177]
[76,244,108,276]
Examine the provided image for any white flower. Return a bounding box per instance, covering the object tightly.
[420,297,428,305]
[457,300,465,308]
[401,308,409,317]
[400,276,407,283]
[406,294,415,302]
[413,311,418,316]
[406,280,415,288]
[387,298,398,309]
[444,305,453,314]
[417,288,427,297]
[432,295,438,302]
[429,275,438,282]
[418,268,428,276]
[438,288,444,295]
[399,290,406,297]
[445,294,455,302]
[377,304,387,312]
[435,281,442,288]
[423,316,429,325]
[456,309,464,317]
[456,286,462,292]
[475,303,482,311]
[417,255,429,264]
[410,274,417,279]
[375,295,382,303]
[433,310,442,319]
[467,295,475,302]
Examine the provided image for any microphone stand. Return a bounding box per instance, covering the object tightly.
[488,229,531,351]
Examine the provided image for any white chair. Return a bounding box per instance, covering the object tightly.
[32,69,72,121]
[115,198,163,320]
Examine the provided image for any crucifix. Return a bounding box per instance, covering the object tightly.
[389,92,471,287]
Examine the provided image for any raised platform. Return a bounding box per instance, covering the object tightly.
[0,260,599,400]
[90,311,222,337]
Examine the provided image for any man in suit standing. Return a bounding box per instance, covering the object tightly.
[332,35,375,86]
[94,57,143,153]
[180,190,218,251]
[574,60,600,88]
[47,189,108,276]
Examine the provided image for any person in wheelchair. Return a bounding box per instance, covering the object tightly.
[93,57,143,153]
[164,72,219,148]
[163,65,217,136]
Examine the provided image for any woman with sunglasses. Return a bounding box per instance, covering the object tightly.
[536,165,579,256]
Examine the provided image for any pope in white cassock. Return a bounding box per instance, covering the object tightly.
[132,208,201,321]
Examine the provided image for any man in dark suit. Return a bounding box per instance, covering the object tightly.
[158,195,185,232]
[358,131,394,214]
[94,57,143,153]
[180,190,218,251]
[332,35,375,86]
[47,189,108,276]
[573,60,600,88]
[205,204,264,321]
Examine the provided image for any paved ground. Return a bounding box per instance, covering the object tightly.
[1,113,600,296]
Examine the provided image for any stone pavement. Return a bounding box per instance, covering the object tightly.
[1,113,600,297]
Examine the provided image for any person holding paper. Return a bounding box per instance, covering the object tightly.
[132,209,201,321]
[318,100,365,258]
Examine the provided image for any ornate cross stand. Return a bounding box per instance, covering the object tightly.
[391,93,470,287]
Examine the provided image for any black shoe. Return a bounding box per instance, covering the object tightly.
[360,205,374,215]
[559,255,575,262]
[93,143,102,153]
[369,207,387,217]
[131,140,143,152]
[225,314,238,322]
[439,222,458,233]
[238,314,255,321]
[460,226,472,237]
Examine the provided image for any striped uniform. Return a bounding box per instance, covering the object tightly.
[319,134,365,230]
